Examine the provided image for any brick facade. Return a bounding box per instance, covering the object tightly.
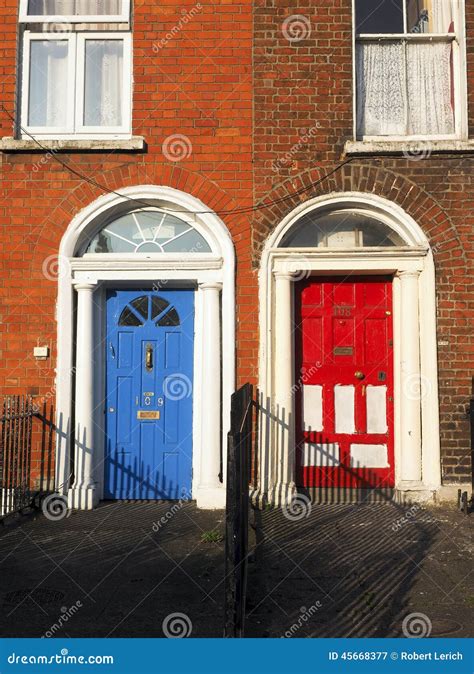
[0,0,254,489]
[253,0,474,484]
[0,0,472,491]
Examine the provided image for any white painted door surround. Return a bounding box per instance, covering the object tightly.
[55,186,235,510]
[256,193,441,505]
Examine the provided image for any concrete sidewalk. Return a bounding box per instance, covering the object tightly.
[0,502,225,638]
[1,500,472,639]
[246,502,474,638]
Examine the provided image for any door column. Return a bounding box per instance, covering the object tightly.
[197,282,224,509]
[398,270,422,486]
[273,271,297,504]
[68,282,99,510]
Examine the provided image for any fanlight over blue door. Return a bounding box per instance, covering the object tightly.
[105,289,194,500]
[85,209,212,254]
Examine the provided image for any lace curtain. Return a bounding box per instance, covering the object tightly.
[28,40,69,127]
[27,0,121,15]
[84,40,123,126]
[357,40,455,136]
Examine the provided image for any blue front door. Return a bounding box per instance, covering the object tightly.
[105,289,194,500]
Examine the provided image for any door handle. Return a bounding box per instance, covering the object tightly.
[109,342,115,359]
[146,343,153,371]
[354,371,365,380]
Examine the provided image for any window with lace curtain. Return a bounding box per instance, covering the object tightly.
[355,0,465,140]
[19,0,132,139]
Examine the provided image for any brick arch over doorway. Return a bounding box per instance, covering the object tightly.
[252,163,466,268]
[253,165,471,489]
[21,160,255,398]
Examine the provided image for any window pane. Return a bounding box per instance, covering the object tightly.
[162,229,211,253]
[130,296,149,320]
[137,212,190,246]
[118,307,143,327]
[28,40,69,127]
[407,42,455,134]
[27,0,121,15]
[356,41,407,137]
[355,0,403,34]
[151,297,170,320]
[280,211,406,248]
[407,0,455,33]
[84,40,123,127]
[157,308,180,327]
[84,210,212,254]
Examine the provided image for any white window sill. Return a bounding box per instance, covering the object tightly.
[344,139,474,156]
[0,137,146,152]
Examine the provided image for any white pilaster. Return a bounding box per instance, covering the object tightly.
[68,282,99,510]
[273,271,297,504]
[196,282,225,509]
[398,270,422,487]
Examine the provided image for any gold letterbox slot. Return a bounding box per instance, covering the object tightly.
[137,410,160,420]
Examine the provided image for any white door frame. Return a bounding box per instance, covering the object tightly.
[256,192,441,505]
[55,186,235,509]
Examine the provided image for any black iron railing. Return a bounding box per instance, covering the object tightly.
[224,383,254,638]
[0,395,37,517]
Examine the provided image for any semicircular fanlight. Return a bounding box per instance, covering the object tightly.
[85,209,212,254]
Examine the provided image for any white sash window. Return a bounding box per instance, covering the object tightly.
[355,0,466,140]
[19,1,132,139]
[19,0,130,22]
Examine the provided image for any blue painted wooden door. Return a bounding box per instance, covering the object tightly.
[105,289,194,500]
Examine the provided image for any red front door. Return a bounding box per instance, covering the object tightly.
[296,276,394,490]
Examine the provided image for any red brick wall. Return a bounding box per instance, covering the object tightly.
[253,0,474,483]
[0,0,472,490]
[0,0,254,484]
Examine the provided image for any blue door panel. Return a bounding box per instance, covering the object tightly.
[104,289,194,500]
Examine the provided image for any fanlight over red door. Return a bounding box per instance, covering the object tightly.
[296,276,394,490]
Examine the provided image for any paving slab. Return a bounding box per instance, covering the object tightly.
[246,502,474,638]
[0,502,225,638]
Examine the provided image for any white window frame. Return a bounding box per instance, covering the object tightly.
[21,32,76,136]
[21,31,132,140]
[76,32,132,137]
[352,0,468,142]
[19,0,130,23]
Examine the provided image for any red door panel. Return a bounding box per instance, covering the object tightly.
[296,276,394,490]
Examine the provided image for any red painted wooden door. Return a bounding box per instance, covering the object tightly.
[296,276,394,490]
